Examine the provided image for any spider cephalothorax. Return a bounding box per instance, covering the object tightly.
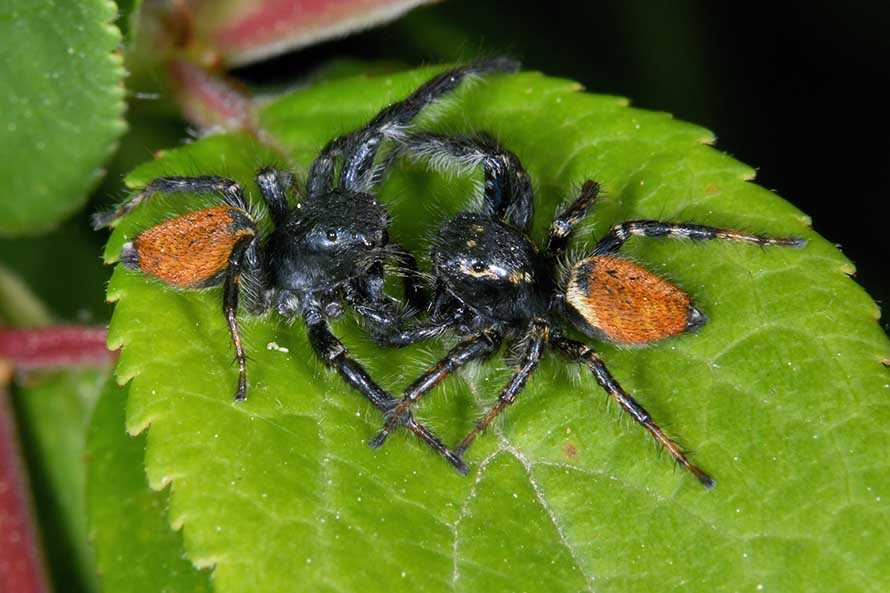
[94,60,520,473]
[370,133,806,487]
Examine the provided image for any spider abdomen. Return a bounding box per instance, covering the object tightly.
[121,206,256,288]
[565,255,704,345]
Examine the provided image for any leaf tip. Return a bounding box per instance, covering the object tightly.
[189,555,221,571]
[125,414,151,438]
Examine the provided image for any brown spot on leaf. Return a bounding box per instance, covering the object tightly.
[563,442,577,459]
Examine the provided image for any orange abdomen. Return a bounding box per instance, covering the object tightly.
[123,206,256,288]
[565,256,699,345]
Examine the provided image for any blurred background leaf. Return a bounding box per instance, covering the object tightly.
[0,0,126,236]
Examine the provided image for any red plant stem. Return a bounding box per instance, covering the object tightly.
[0,326,114,371]
[0,384,52,593]
[168,59,257,131]
[212,0,436,66]
[0,325,115,593]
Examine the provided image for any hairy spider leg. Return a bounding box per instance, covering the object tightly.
[546,180,602,255]
[338,249,429,351]
[92,175,248,229]
[594,220,807,255]
[254,167,297,225]
[343,242,427,320]
[118,204,260,399]
[224,236,256,401]
[393,132,535,232]
[388,245,426,312]
[369,328,503,449]
[301,301,468,474]
[367,133,538,448]
[341,60,521,194]
[330,274,467,464]
[551,334,716,488]
[307,58,521,198]
[453,321,549,457]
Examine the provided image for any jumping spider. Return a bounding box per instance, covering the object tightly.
[93,59,519,474]
[369,133,806,487]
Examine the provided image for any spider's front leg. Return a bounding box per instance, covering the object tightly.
[92,175,248,229]
[301,299,468,474]
[348,244,427,317]
[255,167,298,226]
[304,58,520,198]
[337,59,520,194]
[546,180,602,256]
[369,327,503,450]
[394,132,535,232]
[453,320,549,458]
[344,247,474,351]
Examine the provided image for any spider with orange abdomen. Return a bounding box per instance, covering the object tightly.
[367,132,807,488]
[93,59,520,474]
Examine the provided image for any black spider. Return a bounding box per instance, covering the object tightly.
[367,132,807,487]
[93,59,519,474]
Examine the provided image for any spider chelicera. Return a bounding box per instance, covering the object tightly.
[93,59,519,474]
[368,132,807,487]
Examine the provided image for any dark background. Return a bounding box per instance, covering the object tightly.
[241,0,890,321]
[2,1,887,325]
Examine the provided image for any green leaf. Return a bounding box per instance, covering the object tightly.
[101,66,890,592]
[0,0,126,236]
[87,379,212,593]
[12,370,106,593]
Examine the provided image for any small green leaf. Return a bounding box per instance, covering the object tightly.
[102,67,890,592]
[0,0,126,235]
[87,379,212,593]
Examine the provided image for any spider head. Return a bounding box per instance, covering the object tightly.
[267,190,390,292]
[431,212,550,322]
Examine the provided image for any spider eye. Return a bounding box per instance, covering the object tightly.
[326,230,338,242]
[471,262,486,273]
